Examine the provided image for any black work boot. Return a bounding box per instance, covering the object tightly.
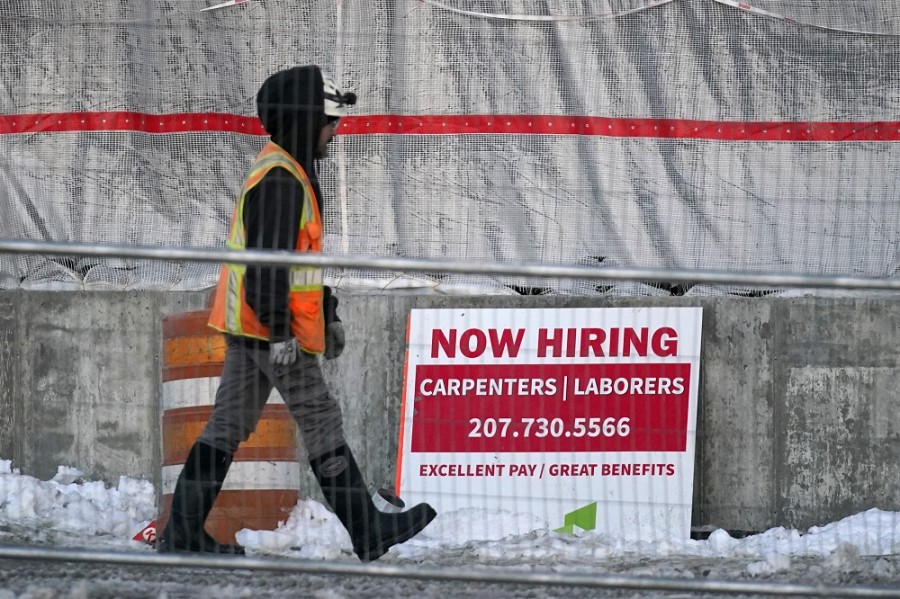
[156,441,245,555]
[310,445,437,562]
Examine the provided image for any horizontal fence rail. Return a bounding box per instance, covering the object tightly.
[1,239,899,291]
[0,546,899,598]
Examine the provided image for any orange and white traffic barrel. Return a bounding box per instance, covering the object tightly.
[159,308,300,544]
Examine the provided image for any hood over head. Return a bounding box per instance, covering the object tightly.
[256,65,328,170]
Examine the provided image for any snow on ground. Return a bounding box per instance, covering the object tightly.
[2,459,900,598]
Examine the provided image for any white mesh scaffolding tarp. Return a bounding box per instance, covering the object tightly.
[1,0,899,294]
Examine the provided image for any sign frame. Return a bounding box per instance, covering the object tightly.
[396,306,702,541]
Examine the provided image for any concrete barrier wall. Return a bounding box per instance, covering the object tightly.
[1,290,898,533]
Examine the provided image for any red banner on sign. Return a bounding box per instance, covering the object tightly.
[410,363,691,453]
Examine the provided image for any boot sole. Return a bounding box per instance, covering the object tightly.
[157,544,245,555]
[156,536,245,555]
[358,506,437,562]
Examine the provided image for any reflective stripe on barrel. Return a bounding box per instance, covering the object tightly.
[159,309,299,544]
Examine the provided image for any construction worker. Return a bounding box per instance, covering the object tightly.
[157,65,437,561]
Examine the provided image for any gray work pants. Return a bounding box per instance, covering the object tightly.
[198,336,346,460]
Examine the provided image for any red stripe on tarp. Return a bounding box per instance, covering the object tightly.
[340,115,900,142]
[1,112,899,142]
[0,112,266,135]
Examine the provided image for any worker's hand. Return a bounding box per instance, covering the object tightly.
[325,321,345,360]
[270,338,300,367]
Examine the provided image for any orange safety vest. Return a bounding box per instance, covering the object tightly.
[208,141,326,353]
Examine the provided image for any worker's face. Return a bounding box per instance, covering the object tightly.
[316,118,339,158]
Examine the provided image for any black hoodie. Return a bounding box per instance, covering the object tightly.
[242,65,338,344]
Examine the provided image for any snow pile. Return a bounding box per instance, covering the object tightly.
[2,458,900,572]
[0,460,156,541]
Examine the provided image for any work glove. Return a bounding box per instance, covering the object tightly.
[270,338,300,367]
[325,321,345,360]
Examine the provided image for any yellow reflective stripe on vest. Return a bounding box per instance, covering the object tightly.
[227,202,247,249]
[301,187,315,228]
[227,224,245,250]
[252,153,304,179]
[227,145,311,250]
[289,268,323,290]
[223,264,246,335]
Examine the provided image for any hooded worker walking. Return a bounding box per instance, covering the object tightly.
[157,65,437,561]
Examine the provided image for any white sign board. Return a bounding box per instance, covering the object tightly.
[396,307,702,541]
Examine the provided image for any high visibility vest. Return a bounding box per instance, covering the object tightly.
[208,142,325,353]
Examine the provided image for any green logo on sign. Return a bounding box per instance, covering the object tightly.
[553,501,597,534]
